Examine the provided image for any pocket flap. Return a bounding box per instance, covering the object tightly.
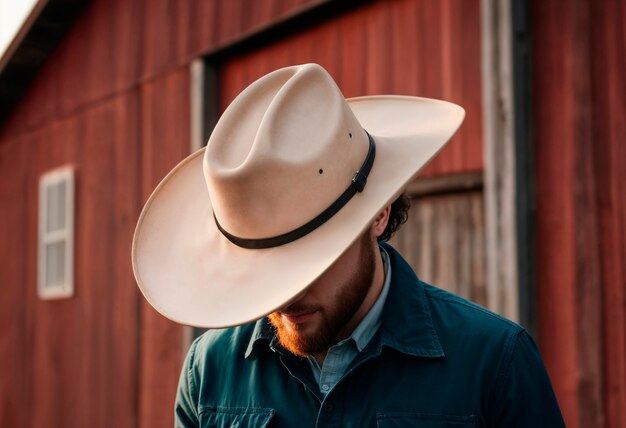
[377,412,477,427]
[200,406,275,428]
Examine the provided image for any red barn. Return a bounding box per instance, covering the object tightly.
[0,0,624,427]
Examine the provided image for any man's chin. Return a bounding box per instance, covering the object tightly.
[276,329,317,356]
[269,315,330,356]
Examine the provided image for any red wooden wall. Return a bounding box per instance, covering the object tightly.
[533,0,626,427]
[0,1,329,427]
[0,0,482,423]
[3,0,624,426]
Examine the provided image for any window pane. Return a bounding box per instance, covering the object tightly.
[45,241,66,287]
[46,181,66,233]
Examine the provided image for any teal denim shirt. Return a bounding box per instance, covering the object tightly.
[175,243,565,427]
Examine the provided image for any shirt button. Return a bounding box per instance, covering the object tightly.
[321,384,330,392]
[323,402,334,412]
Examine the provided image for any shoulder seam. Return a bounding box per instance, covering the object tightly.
[424,286,522,330]
[494,329,524,398]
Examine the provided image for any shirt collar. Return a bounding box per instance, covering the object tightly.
[348,245,391,352]
[245,317,273,358]
[245,242,444,360]
[375,241,444,358]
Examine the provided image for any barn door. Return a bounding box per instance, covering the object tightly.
[191,0,514,323]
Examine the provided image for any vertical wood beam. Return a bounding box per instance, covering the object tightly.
[590,1,626,426]
[532,0,605,426]
[481,0,519,322]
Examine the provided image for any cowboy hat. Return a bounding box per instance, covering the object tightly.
[132,63,464,328]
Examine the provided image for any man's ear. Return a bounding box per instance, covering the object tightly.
[372,206,391,239]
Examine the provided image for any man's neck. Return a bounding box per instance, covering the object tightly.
[312,245,386,364]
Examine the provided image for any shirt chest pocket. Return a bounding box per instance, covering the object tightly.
[376,412,478,428]
[199,406,275,428]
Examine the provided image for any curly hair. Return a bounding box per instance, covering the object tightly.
[378,193,411,242]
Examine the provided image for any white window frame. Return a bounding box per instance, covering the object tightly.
[38,166,75,299]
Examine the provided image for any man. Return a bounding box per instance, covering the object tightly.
[132,64,565,427]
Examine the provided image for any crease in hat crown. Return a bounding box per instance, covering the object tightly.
[204,63,370,241]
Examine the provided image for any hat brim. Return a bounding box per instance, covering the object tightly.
[132,96,464,327]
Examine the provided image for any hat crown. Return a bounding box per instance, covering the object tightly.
[204,64,368,239]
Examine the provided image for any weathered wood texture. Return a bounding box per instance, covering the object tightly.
[0,0,481,426]
[532,0,626,427]
[0,0,328,138]
[218,0,484,177]
[0,132,30,428]
[389,190,487,307]
[480,0,519,322]
[0,91,142,428]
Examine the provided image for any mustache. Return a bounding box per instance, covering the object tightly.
[280,302,321,315]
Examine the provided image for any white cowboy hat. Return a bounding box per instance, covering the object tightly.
[132,63,464,328]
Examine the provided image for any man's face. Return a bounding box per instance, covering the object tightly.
[268,232,377,357]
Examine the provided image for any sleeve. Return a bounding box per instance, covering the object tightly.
[490,330,566,427]
[175,338,201,428]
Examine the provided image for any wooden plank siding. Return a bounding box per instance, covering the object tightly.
[0,134,30,428]
[532,0,626,427]
[0,1,347,426]
[0,0,328,139]
[0,91,142,427]
[390,190,487,307]
[218,0,484,177]
[0,0,485,426]
[14,0,621,427]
